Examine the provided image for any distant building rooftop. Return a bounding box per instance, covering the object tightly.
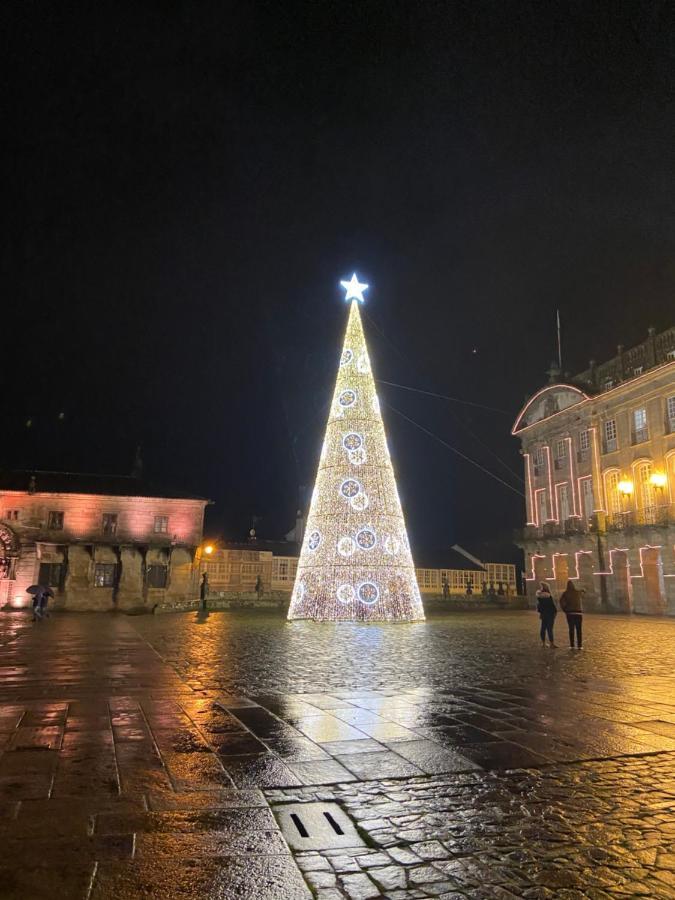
[0,470,209,502]
[571,325,674,393]
[218,539,300,556]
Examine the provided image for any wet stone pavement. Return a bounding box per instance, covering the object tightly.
[0,611,675,898]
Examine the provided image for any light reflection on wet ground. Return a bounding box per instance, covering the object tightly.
[1,610,675,897]
[135,610,675,778]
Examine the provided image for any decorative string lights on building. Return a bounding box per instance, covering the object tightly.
[287,274,425,622]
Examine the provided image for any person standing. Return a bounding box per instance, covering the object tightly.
[31,585,53,621]
[199,573,209,610]
[442,575,449,600]
[535,581,557,647]
[559,580,584,649]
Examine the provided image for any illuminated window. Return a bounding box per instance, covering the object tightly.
[667,396,675,432]
[558,483,570,520]
[533,447,545,476]
[147,565,168,588]
[153,515,169,534]
[605,471,621,515]
[637,462,655,520]
[102,514,118,536]
[272,557,297,581]
[632,408,648,444]
[581,478,594,519]
[416,569,435,590]
[603,420,617,453]
[47,511,64,531]
[94,563,117,587]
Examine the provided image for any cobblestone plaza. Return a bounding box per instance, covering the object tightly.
[1,610,675,898]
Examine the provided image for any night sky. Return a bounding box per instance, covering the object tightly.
[4,2,674,555]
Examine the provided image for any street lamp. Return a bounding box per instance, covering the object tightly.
[649,472,668,523]
[649,472,667,490]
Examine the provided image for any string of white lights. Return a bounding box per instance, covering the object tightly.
[288,276,425,623]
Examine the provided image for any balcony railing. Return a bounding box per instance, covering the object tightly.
[520,505,674,541]
[631,427,649,445]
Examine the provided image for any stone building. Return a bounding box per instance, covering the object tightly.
[197,539,300,606]
[0,471,208,611]
[513,326,675,614]
[200,538,516,603]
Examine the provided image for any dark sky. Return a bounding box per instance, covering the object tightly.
[4,1,674,553]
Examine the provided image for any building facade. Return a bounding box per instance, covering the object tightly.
[0,471,208,611]
[200,540,516,600]
[199,540,300,600]
[513,326,675,614]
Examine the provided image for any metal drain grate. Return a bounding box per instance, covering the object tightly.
[274,802,365,851]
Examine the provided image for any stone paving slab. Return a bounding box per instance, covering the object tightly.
[2,609,675,897]
[0,613,307,898]
[268,753,675,898]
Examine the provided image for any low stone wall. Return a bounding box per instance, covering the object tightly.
[155,591,290,614]
[423,595,529,613]
[152,592,531,616]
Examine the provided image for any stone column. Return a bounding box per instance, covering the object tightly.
[523,453,536,525]
[577,552,599,610]
[115,547,144,611]
[612,549,636,613]
[641,547,666,615]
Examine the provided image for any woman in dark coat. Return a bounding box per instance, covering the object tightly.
[535,581,557,647]
[560,580,584,649]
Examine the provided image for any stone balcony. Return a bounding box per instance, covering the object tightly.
[519,503,675,542]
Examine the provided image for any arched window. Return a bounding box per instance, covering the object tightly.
[604,470,621,516]
[636,461,655,523]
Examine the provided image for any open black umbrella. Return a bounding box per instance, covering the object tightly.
[26,585,54,597]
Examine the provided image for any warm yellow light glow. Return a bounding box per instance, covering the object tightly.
[288,293,424,622]
[618,479,634,496]
[649,472,668,489]
[204,544,214,555]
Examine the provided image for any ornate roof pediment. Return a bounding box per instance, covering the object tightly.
[512,384,589,434]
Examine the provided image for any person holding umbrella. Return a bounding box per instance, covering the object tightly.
[27,584,54,621]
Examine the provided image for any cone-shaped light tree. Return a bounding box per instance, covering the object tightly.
[288,274,425,622]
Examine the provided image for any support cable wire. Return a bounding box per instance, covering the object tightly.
[362,310,524,486]
[377,379,511,416]
[384,400,525,499]
[379,379,524,485]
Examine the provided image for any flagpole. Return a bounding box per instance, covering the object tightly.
[556,309,562,371]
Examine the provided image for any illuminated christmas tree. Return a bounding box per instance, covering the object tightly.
[288,274,425,622]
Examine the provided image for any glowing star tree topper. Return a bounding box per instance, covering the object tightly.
[288,274,425,622]
[340,273,369,303]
